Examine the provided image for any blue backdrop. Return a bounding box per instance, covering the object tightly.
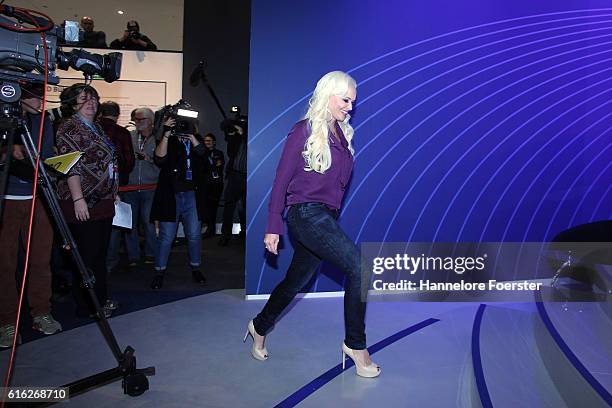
[246,0,612,295]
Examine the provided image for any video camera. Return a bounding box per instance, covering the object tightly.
[155,100,199,137]
[220,105,247,135]
[0,4,122,109]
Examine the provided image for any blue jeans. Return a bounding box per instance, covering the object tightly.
[253,202,367,350]
[123,190,157,262]
[106,192,127,271]
[155,191,201,271]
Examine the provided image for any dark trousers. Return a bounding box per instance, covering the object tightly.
[0,199,53,326]
[201,182,223,233]
[221,170,246,237]
[253,202,367,349]
[68,218,112,315]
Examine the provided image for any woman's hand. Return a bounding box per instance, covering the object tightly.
[264,233,279,255]
[74,199,90,221]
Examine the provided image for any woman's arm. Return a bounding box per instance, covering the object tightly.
[188,134,206,156]
[154,117,175,165]
[265,121,306,235]
[67,175,89,221]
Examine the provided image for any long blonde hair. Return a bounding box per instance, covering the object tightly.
[302,71,356,174]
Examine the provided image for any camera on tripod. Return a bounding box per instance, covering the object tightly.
[155,100,199,137]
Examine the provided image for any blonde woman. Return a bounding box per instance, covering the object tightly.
[244,71,380,377]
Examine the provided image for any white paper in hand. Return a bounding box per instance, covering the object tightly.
[113,200,132,229]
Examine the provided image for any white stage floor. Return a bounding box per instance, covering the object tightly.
[1,289,609,407]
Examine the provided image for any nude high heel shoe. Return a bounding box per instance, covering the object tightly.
[342,342,381,378]
[243,320,268,361]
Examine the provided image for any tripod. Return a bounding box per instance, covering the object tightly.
[0,111,154,405]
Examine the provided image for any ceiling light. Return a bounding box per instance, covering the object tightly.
[117,10,124,15]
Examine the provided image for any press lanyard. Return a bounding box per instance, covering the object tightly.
[138,133,147,152]
[76,114,117,182]
[181,138,192,181]
[77,114,114,151]
[209,151,220,179]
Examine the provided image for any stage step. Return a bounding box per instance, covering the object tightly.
[474,302,609,407]
[537,284,612,406]
[476,304,567,407]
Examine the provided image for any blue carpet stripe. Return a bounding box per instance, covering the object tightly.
[471,304,493,408]
[273,317,440,408]
[535,296,612,406]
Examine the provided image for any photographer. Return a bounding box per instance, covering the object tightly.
[0,83,62,347]
[150,115,207,289]
[78,16,107,48]
[218,119,247,246]
[109,20,157,51]
[122,108,159,267]
[199,133,225,238]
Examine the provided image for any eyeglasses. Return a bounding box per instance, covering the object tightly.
[134,117,149,122]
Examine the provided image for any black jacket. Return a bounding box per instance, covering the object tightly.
[110,34,157,51]
[202,148,225,184]
[150,136,206,222]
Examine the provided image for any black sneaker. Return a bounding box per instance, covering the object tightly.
[151,274,164,290]
[192,269,207,284]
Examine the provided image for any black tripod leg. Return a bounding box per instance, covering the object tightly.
[0,125,16,216]
[16,124,154,405]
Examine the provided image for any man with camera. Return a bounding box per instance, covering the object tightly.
[110,20,157,51]
[123,108,159,268]
[0,84,62,347]
[149,114,206,289]
[218,116,247,246]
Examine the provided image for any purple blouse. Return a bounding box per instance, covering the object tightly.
[266,119,354,234]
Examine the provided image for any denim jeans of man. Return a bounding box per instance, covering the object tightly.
[106,193,125,272]
[123,190,157,262]
[253,202,367,350]
[155,190,201,271]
